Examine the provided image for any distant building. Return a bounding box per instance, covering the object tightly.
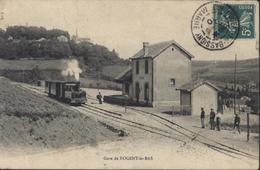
[57,35,68,42]
[71,35,92,44]
[115,40,194,107]
[178,80,223,115]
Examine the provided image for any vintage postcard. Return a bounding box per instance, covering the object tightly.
[0,0,259,169]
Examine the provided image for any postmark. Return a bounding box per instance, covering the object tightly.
[191,2,240,50]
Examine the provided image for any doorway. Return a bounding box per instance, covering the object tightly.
[135,82,140,103]
[144,82,149,105]
[125,83,129,95]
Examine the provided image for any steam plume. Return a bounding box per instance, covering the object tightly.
[62,59,82,81]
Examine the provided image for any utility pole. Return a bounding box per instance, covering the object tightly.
[124,94,128,113]
[233,54,237,115]
[96,62,101,92]
[245,106,251,142]
[247,110,250,141]
[23,69,25,83]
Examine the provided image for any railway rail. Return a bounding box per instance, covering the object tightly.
[78,101,258,161]
[128,107,259,160]
[75,104,187,144]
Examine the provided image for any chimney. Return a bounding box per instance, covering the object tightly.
[143,42,149,57]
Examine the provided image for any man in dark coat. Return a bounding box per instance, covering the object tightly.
[209,108,216,130]
[200,107,205,128]
[97,92,103,104]
[233,113,241,134]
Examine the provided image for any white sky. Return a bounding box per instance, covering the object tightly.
[0,0,259,60]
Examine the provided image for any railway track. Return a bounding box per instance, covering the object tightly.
[75,104,187,144]
[78,102,258,161]
[128,107,259,160]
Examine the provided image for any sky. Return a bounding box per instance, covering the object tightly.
[0,0,259,60]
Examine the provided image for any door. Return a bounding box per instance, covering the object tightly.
[135,82,140,103]
[56,83,61,98]
[125,83,129,95]
[144,83,149,105]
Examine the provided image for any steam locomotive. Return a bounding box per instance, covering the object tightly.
[45,80,86,105]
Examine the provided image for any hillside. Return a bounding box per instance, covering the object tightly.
[0,26,127,73]
[192,58,259,85]
[0,77,116,151]
[101,58,259,86]
[0,58,66,70]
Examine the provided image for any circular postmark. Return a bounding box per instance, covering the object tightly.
[191,1,240,50]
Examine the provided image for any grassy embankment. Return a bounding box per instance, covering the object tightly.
[0,77,116,151]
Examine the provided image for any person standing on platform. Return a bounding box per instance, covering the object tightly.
[233,113,241,134]
[209,108,216,130]
[200,107,205,128]
[216,112,222,131]
[97,92,103,104]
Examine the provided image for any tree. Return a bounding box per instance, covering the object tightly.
[0,25,127,73]
[30,66,44,83]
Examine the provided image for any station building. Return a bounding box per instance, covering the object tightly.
[178,80,223,115]
[115,40,194,107]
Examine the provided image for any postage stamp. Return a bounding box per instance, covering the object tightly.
[214,4,255,39]
[191,2,256,50]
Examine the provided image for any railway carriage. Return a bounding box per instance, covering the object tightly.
[45,80,86,105]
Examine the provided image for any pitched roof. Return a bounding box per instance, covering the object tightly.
[177,80,222,92]
[114,66,132,83]
[130,40,194,59]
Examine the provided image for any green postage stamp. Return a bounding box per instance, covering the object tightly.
[191,2,256,50]
[214,4,255,39]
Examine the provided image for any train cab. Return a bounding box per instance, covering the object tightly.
[45,80,86,105]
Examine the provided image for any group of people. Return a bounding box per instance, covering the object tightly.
[200,107,241,133]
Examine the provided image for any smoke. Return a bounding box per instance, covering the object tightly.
[62,59,82,81]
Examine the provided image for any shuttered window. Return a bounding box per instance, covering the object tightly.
[136,60,139,74]
[145,60,149,74]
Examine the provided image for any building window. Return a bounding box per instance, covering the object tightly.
[145,60,149,74]
[136,60,139,74]
[170,78,175,86]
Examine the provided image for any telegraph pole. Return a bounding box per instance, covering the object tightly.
[247,109,250,141]
[97,70,101,91]
[233,54,237,115]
